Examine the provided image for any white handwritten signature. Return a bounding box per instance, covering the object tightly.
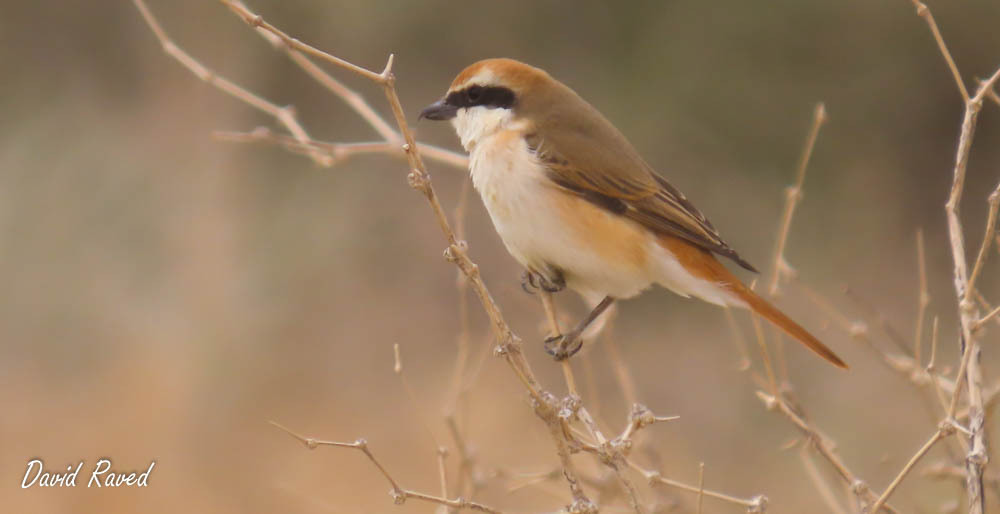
[21,459,155,488]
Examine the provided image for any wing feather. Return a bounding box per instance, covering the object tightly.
[524,118,757,272]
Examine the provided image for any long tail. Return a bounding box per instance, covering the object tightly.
[727,282,847,369]
[659,236,848,369]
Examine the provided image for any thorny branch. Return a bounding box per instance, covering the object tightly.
[758,3,1000,512]
[133,0,466,171]
[269,422,502,513]
[755,390,899,513]
[941,64,1000,514]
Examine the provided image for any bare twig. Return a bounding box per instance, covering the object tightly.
[132,0,332,166]
[966,184,1000,305]
[393,343,444,449]
[696,463,705,514]
[214,127,468,169]
[723,307,753,371]
[939,66,1000,514]
[799,448,848,514]
[985,83,1000,107]
[270,422,502,513]
[755,391,897,513]
[915,228,930,364]
[908,0,970,102]
[974,304,1000,333]
[603,326,639,407]
[927,316,940,373]
[768,102,827,296]
[438,446,451,506]
[134,0,468,171]
[869,425,953,513]
[627,459,765,510]
[750,312,779,396]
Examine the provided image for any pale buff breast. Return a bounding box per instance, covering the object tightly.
[468,128,659,299]
[454,105,735,304]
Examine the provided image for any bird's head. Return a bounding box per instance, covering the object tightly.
[420,58,554,150]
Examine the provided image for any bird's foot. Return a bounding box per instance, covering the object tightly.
[521,270,565,295]
[539,274,566,293]
[521,271,540,295]
[544,332,583,361]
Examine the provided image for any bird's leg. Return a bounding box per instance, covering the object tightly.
[544,296,616,361]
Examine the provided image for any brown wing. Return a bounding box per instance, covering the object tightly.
[523,102,757,272]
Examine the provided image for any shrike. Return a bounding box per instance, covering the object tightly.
[420,58,846,368]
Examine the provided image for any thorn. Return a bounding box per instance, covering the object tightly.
[381,53,395,78]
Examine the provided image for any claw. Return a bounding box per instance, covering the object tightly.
[544,333,583,361]
[522,270,565,295]
[520,271,539,295]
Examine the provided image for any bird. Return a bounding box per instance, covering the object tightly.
[419,58,846,369]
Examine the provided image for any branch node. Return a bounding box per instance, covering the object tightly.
[532,391,559,417]
[630,403,656,428]
[968,446,989,467]
[785,185,802,202]
[407,169,429,191]
[748,494,769,513]
[567,498,599,514]
[755,391,778,411]
[559,395,582,421]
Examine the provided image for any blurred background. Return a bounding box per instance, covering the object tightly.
[2,0,999,512]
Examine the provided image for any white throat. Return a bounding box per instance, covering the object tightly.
[450,106,515,151]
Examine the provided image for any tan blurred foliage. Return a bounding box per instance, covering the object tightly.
[2,1,999,512]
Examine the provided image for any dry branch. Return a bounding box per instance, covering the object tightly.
[270,422,502,513]
[133,0,466,171]
[940,66,1000,514]
[755,390,897,513]
[767,102,827,296]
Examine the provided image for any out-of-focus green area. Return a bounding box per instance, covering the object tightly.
[2,1,999,512]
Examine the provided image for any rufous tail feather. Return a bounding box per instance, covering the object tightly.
[658,236,848,369]
[727,282,847,369]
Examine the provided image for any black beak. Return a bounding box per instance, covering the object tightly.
[418,99,458,121]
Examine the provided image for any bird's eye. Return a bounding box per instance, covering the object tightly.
[466,86,483,103]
